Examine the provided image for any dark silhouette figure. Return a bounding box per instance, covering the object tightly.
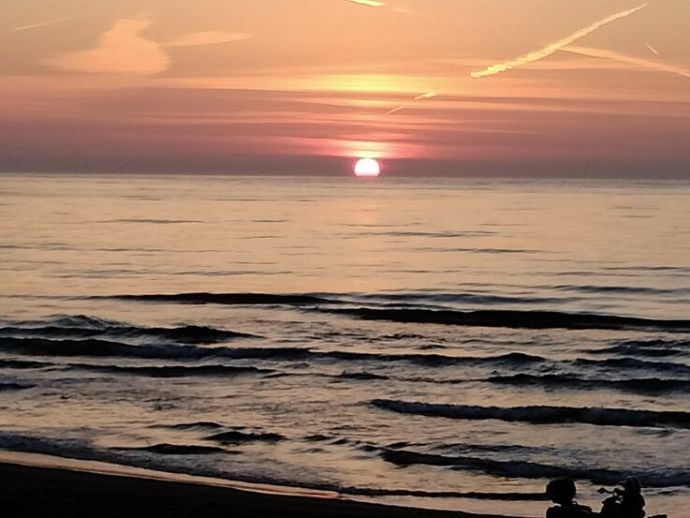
[545,479,594,518]
[600,477,646,518]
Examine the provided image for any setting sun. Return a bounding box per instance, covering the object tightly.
[353,158,381,177]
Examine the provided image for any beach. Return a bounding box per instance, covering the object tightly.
[0,452,512,518]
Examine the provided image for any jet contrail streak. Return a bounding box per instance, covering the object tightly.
[163,31,253,47]
[646,43,659,55]
[471,3,648,78]
[562,46,690,79]
[387,92,437,115]
[14,15,76,32]
[413,92,437,101]
[343,0,384,6]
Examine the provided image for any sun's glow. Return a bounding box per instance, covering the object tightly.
[354,158,381,177]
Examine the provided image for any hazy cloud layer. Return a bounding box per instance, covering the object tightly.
[46,17,169,75]
[45,18,251,75]
[471,3,648,78]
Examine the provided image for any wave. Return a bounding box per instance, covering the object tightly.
[410,247,539,254]
[304,434,334,442]
[6,336,689,386]
[332,369,690,395]
[1,430,687,497]
[336,371,390,381]
[355,292,572,306]
[39,315,119,328]
[0,382,34,391]
[0,336,546,367]
[0,358,50,369]
[103,290,582,310]
[574,357,690,376]
[0,317,254,344]
[595,344,687,358]
[378,448,690,488]
[1,337,159,357]
[371,399,690,429]
[437,442,544,456]
[353,230,495,238]
[485,374,690,394]
[151,422,225,430]
[391,372,690,394]
[108,292,332,305]
[0,337,305,361]
[205,431,285,444]
[69,363,273,378]
[0,431,551,499]
[115,443,229,455]
[318,308,690,331]
[552,284,690,296]
[99,219,203,224]
[322,351,545,367]
[593,339,689,359]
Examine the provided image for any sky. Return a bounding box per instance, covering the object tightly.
[2,0,690,177]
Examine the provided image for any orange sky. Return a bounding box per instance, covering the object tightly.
[2,0,689,176]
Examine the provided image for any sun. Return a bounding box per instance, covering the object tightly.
[353,158,381,177]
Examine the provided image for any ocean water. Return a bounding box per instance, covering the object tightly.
[1,173,689,516]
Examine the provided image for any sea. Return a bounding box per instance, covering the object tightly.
[1,173,689,517]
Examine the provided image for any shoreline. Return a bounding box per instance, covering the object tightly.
[0,450,522,518]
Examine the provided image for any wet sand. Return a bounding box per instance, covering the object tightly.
[0,452,517,518]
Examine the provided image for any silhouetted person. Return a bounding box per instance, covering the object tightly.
[600,477,646,518]
[546,479,594,518]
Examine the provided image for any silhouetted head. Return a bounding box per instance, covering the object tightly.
[546,479,577,505]
[622,477,641,494]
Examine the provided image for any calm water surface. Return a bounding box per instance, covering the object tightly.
[1,174,689,516]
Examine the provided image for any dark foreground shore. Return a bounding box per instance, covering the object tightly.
[0,457,517,518]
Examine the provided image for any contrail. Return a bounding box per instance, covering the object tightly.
[343,0,384,6]
[14,15,76,32]
[413,91,437,101]
[562,46,690,79]
[387,91,437,115]
[646,43,659,55]
[471,3,648,78]
[163,31,252,47]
